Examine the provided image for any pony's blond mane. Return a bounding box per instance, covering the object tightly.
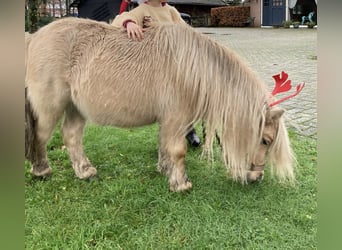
[151,24,295,182]
[28,18,295,183]
[268,116,296,183]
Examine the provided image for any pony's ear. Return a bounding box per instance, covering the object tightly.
[270,107,285,121]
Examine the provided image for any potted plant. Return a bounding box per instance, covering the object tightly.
[307,21,316,28]
[292,21,300,28]
[283,20,292,28]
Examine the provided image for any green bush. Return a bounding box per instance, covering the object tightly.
[306,21,316,28]
[282,20,292,28]
[39,14,55,26]
[25,14,55,32]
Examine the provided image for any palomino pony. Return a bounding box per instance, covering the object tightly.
[25,18,298,192]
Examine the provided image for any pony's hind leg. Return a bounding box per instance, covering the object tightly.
[30,121,55,177]
[62,104,97,179]
[29,102,64,177]
[27,62,72,178]
[158,123,192,192]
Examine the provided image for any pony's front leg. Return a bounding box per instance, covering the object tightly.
[62,104,97,179]
[158,127,192,192]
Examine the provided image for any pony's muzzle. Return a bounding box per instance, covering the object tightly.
[247,164,265,182]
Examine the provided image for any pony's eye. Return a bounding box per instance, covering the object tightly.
[262,139,270,146]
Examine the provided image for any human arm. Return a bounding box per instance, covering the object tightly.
[168,5,186,24]
[111,5,146,41]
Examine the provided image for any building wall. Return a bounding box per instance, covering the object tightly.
[246,0,261,27]
[39,2,67,18]
[248,0,289,27]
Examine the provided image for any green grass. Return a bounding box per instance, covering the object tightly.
[25,124,317,249]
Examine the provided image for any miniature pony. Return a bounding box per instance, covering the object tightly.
[25,18,302,191]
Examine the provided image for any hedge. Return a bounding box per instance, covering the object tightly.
[211,6,250,27]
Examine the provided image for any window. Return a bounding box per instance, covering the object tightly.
[273,0,283,6]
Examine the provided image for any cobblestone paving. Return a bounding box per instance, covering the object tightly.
[196,27,317,139]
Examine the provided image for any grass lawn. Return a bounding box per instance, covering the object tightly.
[25,124,317,249]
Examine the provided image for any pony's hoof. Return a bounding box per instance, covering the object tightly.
[31,166,53,177]
[170,180,192,192]
[247,171,264,183]
[157,165,165,174]
[78,166,97,179]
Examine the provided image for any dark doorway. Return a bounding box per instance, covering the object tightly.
[290,0,317,24]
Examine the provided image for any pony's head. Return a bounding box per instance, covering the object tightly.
[247,105,292,183]
[199,69,304,185]
[219,103,296,185]
[242,71,304,184]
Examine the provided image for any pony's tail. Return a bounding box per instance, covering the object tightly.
[25,87,37,162]
[25,32,37,162]
[25,32,31,70]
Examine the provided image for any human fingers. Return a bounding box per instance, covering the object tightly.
[126,23,144,41]
[128,28,143,41]
[127,28,137,41]
[135,27,144,41]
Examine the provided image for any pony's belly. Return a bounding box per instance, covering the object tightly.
[72,90,158,127]
[95,115,157,128]
[86,106,157,128]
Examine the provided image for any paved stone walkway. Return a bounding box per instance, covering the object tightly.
[196,27,317,139]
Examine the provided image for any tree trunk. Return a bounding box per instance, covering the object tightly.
[66,0,70,16]
[52,0,55,17]
[28,0,39,33]
[59,0,63,17]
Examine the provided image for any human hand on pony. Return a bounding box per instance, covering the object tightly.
[126,21,145,41]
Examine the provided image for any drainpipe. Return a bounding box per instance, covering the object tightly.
[260,0,263,27]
